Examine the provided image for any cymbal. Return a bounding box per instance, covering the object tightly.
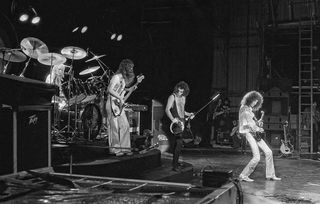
[61,46,87,60]
[38,53,67,66]
[20,37,49,59]
[85,54,106,63]
[79,66,100,75]
[0,50,27,62]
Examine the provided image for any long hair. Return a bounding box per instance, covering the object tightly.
[116,59,135,85]
[240,90,263,111]
[173,81,190,97]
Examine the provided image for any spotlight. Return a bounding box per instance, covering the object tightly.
[18,13,29,22]
[31,16,40,24]
[110,33,116,40]
[30,7,40,24]
[116,34,123,41]
[72,27,79,32]
[81,26,88,33]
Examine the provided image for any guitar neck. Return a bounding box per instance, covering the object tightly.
[283,125,287,142]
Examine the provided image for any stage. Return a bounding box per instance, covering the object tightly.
[182,147,320,204]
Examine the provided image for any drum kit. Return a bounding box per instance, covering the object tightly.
[0,37,111,141]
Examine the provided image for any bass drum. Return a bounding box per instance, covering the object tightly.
[81,104,102,140]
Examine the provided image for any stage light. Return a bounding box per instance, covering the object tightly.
[31,15,40,24]
[18,13,29,22]
[116,34,123,41]
[30,7,40,24]
[72,27,79,32]
[110,33,116,40]
[81,26,88,33]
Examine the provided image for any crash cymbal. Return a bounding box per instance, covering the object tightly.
[20,37,49,59]
[0,50,27,62]
[61,46,87,60]
[79,66,100,75]
[85,54,106,63]
[38,53,67,66]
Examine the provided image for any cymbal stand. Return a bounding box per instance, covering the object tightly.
[88,51,111,136]
[19,57,31,77]
[66,53,82,139]
[60,60,76,139]
[88,51,112,82]
[1,50,10,74]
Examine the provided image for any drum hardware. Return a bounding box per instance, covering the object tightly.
[87,51,112,83]
[59,46,87,138]
[85,54,106,63]
[20,37,49,77]
[0,49,26,74]
[37,53,66,66]
[79,66,100,75]
[61,46,87,60]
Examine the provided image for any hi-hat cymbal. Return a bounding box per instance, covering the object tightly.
[0,50,27,62]
[20,37,49,59]
[79,66,100,75]
[38,53,67,66]
[85,54,106,63]
[61,46,87,60]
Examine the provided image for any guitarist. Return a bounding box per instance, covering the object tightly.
[165,81,194,171]
[238,91,281,182]
[105,59,136,157]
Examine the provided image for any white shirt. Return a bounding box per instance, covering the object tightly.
[239,105,261,134]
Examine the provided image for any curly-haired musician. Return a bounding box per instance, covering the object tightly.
[165,81,194,171]
[238,90,281,182]
[106,59,135,157]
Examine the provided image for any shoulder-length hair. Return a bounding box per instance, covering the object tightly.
[116,59,135,85]
[240,90,263,111]
[173,81,190,97]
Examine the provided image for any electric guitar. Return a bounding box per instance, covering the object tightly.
[252,110,265,141]
[111,74,145,116]
[280,121,294,155]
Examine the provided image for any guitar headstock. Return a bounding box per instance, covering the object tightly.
[137,74,145,83]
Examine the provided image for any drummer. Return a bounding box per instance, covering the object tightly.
[45,64,67,108]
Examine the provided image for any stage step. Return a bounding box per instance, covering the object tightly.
[53,149,162,178]
[138,158,193,183]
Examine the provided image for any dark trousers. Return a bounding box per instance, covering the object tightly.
[172,135,183,168]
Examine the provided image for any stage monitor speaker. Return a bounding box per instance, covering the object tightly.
[0,105,51,175]
[202,167,233,188]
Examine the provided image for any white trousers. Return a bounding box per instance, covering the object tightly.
[240,132,276,178]
[106,98,131,154]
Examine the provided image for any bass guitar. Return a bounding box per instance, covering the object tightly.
[111,74,145,116]
[280,121,294,155]
[170,92,221,144]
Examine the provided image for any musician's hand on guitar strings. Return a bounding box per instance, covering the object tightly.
[189,113,195,120]
[172,118,179,123]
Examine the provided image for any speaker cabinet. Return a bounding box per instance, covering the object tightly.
[0,108,13,175]
[0,105,51,176]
